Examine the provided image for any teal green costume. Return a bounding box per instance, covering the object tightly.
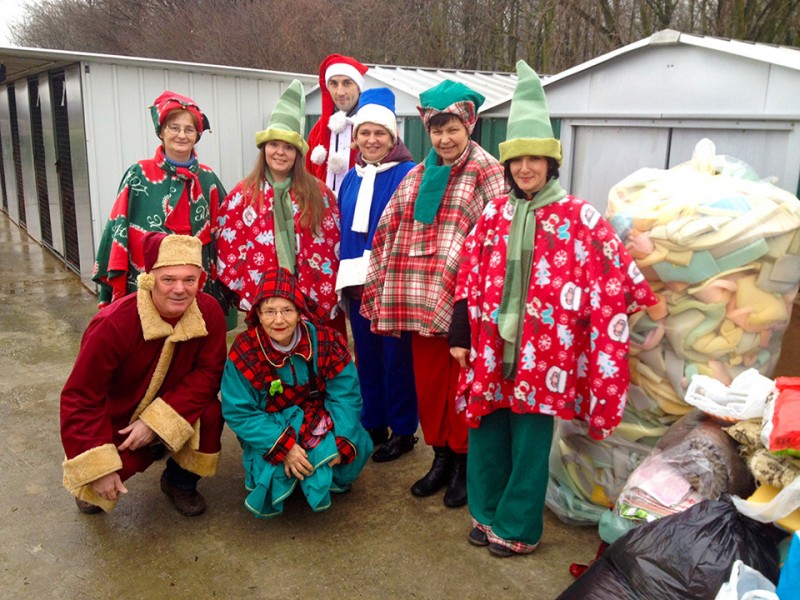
[222,318,372,518]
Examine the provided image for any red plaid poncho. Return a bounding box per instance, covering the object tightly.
[360,140,504,336]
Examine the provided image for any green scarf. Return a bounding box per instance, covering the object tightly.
[267,172,296,273]
[414,144,471,224]
[497,178,567,379]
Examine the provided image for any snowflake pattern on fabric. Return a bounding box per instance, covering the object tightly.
[215,180,341,318]
[454,194,657,440]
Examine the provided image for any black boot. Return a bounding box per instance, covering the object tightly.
[443,451,467,507]
[410,446,452,497]
[372,434,418,462]
[366,427,390,446]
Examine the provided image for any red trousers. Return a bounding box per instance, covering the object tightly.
[411,333,468,453]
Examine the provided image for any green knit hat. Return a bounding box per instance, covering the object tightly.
[499,60,562,165]
[255,79,309,156]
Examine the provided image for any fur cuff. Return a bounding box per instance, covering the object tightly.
[63,443,123,491]
[139,397,194,453]
[63,444,123,513]
[310,145,327,165]
[173,446,219,477]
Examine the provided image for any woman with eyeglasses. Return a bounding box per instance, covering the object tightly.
[93,91,227,309]
[216,80,344,335]
[221,268,372,518]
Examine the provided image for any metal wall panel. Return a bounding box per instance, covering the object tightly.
[569,123,670,213]
[28,77,53,247]
[15,79,43,239]
[0,85,18,218]
[670,126,793,184]
[38,72,65,257]
[80,62,295,255]
[64,64,95,286]
[565,119,799,215]
[546,45,772,118]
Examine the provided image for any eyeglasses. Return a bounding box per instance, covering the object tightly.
[165,123,197,136]
[259,307,298,320]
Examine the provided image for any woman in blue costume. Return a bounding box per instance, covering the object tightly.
[221,268,372,518]
[335,88,419,462]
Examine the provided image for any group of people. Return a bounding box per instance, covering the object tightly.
[61,52,656,557]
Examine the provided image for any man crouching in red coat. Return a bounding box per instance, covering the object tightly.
[61,232,226,516]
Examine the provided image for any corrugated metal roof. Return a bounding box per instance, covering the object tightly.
[344,64,518,112]
[544,29,800,86]
[0,45,316,85]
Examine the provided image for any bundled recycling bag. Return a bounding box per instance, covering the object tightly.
[614,411,753,523]
[557,497,780,600]
[547,139,800,524]
[607,139,800,416]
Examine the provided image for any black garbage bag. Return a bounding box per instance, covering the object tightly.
[557,496,779,600]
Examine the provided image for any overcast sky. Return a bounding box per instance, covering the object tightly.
[0,0,33,46]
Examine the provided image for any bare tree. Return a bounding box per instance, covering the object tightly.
[9,0,800,74]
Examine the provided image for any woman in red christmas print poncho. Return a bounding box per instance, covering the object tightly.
[216,80,343,334]
[449,61,657,558]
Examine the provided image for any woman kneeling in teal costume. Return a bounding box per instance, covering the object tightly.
[221,268,372,518]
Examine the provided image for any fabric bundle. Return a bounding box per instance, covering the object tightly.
[612,410,753,525]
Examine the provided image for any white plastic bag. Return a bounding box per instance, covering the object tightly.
[714,560,778,600]
[732,476,800,523]
[684,369,775,422]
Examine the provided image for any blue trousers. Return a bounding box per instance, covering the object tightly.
[348,298,418,436]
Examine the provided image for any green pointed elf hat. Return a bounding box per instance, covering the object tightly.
[255,79,309,156]
[498,60,561,165]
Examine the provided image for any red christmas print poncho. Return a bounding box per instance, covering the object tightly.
[456,194,657,440]
[215,180,341,319]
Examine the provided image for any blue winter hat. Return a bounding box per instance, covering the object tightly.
[352,87,398,140]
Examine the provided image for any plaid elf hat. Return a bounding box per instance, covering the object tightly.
[254,79,309,156]
[245,267,327,327]
[149,90,210,139]
[498,60,562,165]
[417,80,485,134]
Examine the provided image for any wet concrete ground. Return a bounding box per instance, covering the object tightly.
[2,211,798,599]
[0,213,600,599]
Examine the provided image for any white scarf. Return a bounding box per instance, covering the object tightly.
[325,111,354,193]
[352,160,399,232]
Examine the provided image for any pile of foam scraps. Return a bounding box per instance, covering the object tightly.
[607,138,800,417]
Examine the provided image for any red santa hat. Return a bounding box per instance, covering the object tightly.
[321,54,367,93]
[309,54,368,167]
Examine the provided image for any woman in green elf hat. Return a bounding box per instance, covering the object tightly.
[449,61,656,557]
[93,91,226,309]
[216,80,345,337]
[361,80,505,508]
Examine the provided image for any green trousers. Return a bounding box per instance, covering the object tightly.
[467,409,555,546]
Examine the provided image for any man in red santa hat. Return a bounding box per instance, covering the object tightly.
[306,54,368,195]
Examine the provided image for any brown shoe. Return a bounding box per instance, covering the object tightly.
[160,472,206,516]
[75,497,103,514]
